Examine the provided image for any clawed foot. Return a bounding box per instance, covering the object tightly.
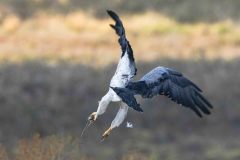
[101,127,112,142]
[88,112,97,122]
[80,112,97,138]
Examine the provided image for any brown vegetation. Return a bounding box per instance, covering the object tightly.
[0,59,238,159]
[0,12,240,65]
[0,1,239,159]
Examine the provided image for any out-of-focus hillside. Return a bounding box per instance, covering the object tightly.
[0,12,240,65]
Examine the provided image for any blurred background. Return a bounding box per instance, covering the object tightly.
[0,0,240,160]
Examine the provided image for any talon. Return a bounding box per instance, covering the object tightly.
[101,127,112,142]
[88,112,97,122]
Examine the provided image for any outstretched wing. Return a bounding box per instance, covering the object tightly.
[107,10,137,79]
[112,66,213,117]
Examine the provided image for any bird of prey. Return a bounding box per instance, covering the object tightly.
[87,10,213,141]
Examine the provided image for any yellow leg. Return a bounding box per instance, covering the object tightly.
[101,127,112,142]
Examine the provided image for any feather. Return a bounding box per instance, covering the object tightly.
[114,66,213,117]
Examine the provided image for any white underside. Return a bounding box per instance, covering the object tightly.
[95,52,133,129]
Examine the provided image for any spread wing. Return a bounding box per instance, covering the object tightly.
[107,10,137,80]
[111,66,213,117]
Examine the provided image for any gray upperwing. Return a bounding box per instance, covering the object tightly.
[140,66,172,84]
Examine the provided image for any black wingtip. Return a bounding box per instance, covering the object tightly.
[107,10,125,36]
[196,92,214,109]
[106,10,112,14]
[191,106,203,118]
[106,10,114,15]
[107,10,119,20]
[195,111,203,118]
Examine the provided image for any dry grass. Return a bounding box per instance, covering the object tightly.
[0,134,156,160]
[0,134,154,160]
[0,12,239,66]
[15,134,81,160]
